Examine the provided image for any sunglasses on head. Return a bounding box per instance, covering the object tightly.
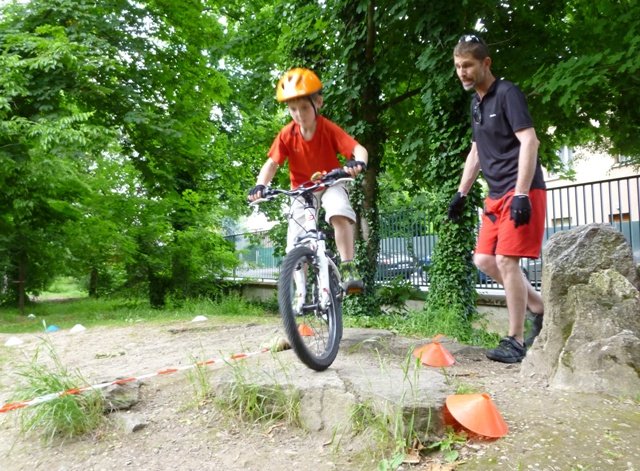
[459,34,481,43]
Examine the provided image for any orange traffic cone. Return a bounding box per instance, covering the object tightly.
[298,323,314,337]
[413,338,455,367]
[443,393,508,438]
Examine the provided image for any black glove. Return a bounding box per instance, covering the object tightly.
[248,184,266,200]
[447,192,466,221]
[510,194,532,227]
[345,160,367,172]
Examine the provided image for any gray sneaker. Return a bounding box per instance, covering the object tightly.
[486,336,526,363]
[340,261,364,295]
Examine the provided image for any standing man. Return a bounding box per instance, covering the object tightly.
[448,34,546,363]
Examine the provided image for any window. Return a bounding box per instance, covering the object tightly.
[610,212,630,224]
[614,155,632,167]
[547,146,574,179]
[552,216,572,229]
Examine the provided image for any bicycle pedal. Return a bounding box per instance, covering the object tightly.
[345,285,364,295]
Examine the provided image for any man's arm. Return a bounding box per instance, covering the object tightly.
[514,127,540,195]
[457,142,481,195]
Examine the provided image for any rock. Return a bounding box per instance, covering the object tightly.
[103,381,143,412]
[4,336,23,347]
[522,224,640,397]
[70,324,86,333]
[114,411,149,433]
[260,335,291,352]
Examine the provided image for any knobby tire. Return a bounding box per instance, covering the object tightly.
[278,245,342,371]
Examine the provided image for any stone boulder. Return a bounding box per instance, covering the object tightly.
[521,224,640,397]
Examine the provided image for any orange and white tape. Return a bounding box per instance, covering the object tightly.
[0,347,270,414]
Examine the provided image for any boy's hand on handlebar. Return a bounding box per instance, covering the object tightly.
[248,184,266,202]
[344,160,367,178]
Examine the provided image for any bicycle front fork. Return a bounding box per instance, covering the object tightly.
[293,241,332,312]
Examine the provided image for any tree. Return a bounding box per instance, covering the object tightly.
[0,14,119,311]
[0,0,242,309]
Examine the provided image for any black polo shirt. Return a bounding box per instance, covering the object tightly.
[471,79,546,198]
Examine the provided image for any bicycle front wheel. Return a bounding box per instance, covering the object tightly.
[278,245,342,371]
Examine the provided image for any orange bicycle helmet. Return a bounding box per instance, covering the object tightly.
[276,68,323,102]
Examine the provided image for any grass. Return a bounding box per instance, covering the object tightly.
[345,306,500,348]
[185,353,215,407]
[3,277,497,350]
[9,339,105,443]
[0,294,278,334]
[34,276,88,301]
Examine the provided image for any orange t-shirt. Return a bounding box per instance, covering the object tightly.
[268,115,359,188]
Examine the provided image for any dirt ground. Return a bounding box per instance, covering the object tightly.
[1,318,639,471]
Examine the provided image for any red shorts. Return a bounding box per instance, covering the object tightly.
[476,189,546,258]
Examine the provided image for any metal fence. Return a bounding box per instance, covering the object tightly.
[227,174,640,290]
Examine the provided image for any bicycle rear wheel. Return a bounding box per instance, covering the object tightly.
[278,245,342,371]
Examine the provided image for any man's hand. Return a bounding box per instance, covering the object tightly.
[344,160,367,177]
[510,194,531,227]
[447,192,466,222]
[248,184,266,202]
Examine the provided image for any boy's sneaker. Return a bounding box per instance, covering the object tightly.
[340,261,364,295]
[524,313,544,348]
[485,336,526,363]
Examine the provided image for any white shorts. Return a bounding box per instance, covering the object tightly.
[286,183,356,252]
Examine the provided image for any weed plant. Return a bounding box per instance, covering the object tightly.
[345,305,500,348]
[215,360,300,427]
[426,426,468,463]
[347,352,435,470]
[10,340,105,443]
[186,354,214,407]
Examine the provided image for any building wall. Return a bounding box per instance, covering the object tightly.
[543,148,639,229]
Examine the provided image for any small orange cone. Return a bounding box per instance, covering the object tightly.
[444,393,508,438]
[413,338,455,367]
[298,323,314,337]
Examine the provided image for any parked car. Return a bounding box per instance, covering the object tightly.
[376,251,415,280]
[416,256,541,287]
[415,256,431,283]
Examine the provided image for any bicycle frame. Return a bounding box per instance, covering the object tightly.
[249,170,353,306]
[292,191,335,310]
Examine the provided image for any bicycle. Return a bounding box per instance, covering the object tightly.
[249,168,355,371]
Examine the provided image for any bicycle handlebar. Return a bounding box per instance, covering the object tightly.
[249,169,353,206]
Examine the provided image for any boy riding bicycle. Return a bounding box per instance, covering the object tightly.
[248,68,368,293]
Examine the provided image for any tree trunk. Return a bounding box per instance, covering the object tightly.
[89,267,98,297]
[357,1,384,291]
[148,270,168,309]
[17,255,27,316]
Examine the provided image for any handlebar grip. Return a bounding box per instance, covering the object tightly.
[323,168,350,181]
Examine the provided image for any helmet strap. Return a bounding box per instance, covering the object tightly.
[308,96,318,116]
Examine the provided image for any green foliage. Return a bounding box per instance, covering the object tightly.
[374,279,421,314]
[426,427,468,463]
[10,339,105,442]
[524,0,640,163]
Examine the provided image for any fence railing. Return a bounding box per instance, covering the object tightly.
[227,174,640,290]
